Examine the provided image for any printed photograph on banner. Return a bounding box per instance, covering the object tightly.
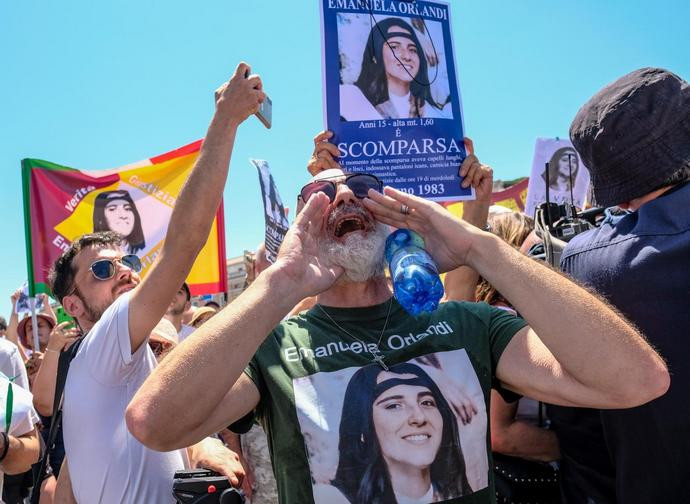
[251,159,289,263]
[54,177,174,274]
[321,0,472,201]
[22,141,227,296]
[524,138,591,218]
[294,349,488,503]
[90,185,172,261]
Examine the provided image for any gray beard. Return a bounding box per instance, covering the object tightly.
[323,222,389,283]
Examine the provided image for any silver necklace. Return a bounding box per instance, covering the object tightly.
[317,298,393,371]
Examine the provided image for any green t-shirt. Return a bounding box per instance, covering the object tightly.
[242,299,526,504]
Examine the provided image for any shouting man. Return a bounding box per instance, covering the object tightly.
[128,154,669,503]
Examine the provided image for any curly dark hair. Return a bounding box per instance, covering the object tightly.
[49,232,124,304]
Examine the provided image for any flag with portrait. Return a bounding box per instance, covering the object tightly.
[21,140,227,297]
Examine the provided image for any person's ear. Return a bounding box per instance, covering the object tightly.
[61,294,83,319]
[185,300,191,312]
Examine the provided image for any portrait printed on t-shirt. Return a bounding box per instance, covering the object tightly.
[294,349,488,503]
[337,13,454,122]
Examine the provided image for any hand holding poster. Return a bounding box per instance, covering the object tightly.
[524,138,591,218]
[321,0,471,201]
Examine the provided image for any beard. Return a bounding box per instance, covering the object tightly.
[167,304,185,317]
[323,205,389,283]
[74,286,107,323]
[74,278,137,325]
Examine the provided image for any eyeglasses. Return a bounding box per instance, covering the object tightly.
[89,254,142,280]
[299,173,383,203]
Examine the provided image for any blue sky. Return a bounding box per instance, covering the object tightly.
[1,0,688,311]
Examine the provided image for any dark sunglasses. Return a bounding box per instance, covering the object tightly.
[299,173,383,203]
[89,254,142,280]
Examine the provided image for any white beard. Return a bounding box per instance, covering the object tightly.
[324,223,389,283]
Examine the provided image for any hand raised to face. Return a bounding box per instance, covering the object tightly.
[273,192,344,299]
[363,186,484,273]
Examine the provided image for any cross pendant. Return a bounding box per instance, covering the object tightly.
[371,352,389,371]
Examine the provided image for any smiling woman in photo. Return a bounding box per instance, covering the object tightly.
[92,190,146,254]
[340,17,451,121]
[326,362,472,503]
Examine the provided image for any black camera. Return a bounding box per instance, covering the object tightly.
[533,202,604,267]
[172,469,245,504]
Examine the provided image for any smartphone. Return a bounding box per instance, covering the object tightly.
[256,95,272,129]
[245,69,272,129]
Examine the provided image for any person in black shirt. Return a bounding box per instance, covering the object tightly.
[550,67,690,503]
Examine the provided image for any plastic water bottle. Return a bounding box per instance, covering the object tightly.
[385,229,444,316]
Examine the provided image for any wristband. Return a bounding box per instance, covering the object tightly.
[0,432,9,463]
[45,348,61,354]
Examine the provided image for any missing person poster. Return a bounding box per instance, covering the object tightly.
[524,138,591,218]
[251,159,289,263]
[321,0,471,201]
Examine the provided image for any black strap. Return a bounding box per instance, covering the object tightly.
[30,337,83,503]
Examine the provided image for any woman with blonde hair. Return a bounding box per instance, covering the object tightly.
[475,212,534,310]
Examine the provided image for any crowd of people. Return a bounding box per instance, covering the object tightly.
[0,63,687,504]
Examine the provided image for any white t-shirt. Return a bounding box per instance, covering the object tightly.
[63,292,188,503]
[0,375,39,500]
[0,339,30,391]
[177,324,195,343]
[389,91,412,118]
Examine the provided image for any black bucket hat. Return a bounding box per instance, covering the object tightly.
[569,67,690,207]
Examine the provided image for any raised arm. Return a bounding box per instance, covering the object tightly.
[38,293,57,320]
[127,62,265,353]
[6,290,29,362]
[128,193,343,450]
[443,138,492,302]
[32,322,80,415]
[364,187,669,409]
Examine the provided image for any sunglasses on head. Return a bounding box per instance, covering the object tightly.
[299,173,383,203]
[89,254,142,280]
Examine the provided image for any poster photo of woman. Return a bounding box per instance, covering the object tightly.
[337,13,453,122]
[525,138,591,217]
[294,349,489,503]
[91,184,173,268]
[92,190,146,254]
[542,146,580,193]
